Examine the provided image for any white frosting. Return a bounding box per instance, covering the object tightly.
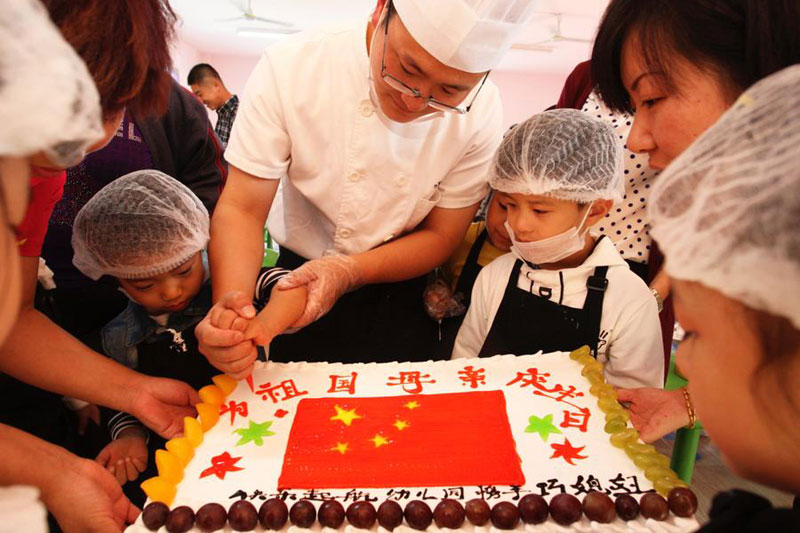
[129,352,699,532]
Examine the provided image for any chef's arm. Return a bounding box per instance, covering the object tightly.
[352,203,479,284]
[209,164,280,302]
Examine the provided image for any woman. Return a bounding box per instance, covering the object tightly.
[0,0,200,453]
[648,64,800,531]
[587,0,800,443]
[0,2,141,531]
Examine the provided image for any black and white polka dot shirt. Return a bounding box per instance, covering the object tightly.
[581,91,658,264]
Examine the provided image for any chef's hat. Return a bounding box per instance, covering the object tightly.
[394,0,538,73]
[0,0,103,166]
[650,65,800,329]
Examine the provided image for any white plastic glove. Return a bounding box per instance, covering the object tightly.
[276,254,364,329]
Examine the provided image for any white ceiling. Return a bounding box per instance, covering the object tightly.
[170,0,609,73]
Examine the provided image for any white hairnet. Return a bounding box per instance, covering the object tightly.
[489,109,624,202]
[650,64,800,330]
[0,0,103,166]
[72,170,210,280]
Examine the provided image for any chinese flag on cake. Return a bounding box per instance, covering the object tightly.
[278,391,524,489]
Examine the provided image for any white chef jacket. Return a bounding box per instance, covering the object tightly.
[225,23,504,259]
[452,237,664,388]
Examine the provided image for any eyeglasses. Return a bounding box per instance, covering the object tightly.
[380,19,489,115]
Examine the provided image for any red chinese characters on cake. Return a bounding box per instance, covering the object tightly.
[278,391,524,489]
[256,379,308,403]
[219,400,248,425]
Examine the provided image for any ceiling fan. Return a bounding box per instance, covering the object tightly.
[512,12,592,52]
[218,0,300,34]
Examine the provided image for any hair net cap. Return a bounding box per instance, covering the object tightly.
[489,109,624,202]
[394,0,538,73]
[72,170,210,280]
[650,64,800,330]
[0,0,103,166]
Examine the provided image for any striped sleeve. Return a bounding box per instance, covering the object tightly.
[108,411,149,443]
[253,267,291,310]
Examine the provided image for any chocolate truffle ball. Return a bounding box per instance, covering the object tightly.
[464,499,491,526]
[165,506,195,533]
[319,500,346,528]
[614,494,640,521]
[668,488,698,518]
[490,501,519,530]
[549,494,582,526]
[640,493,669,521]
[377,500,404,530]
[289,500,317,528]
[582,491,615,523]
[404,500,433,530]
[142,502,170,531]
[228,500,258,531]
[259,498,289,530]
[434,499,465,529]
[195,503,227,532]
[346,501,377,529]
[518,494,548,525]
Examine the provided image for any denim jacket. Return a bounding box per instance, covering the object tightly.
[101,281,212,369]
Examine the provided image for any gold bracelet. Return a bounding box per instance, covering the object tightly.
[682,387,697,429]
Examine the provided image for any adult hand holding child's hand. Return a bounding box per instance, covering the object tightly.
[276,254,364,329]
[196,291,259,379]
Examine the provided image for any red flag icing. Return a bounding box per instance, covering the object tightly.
[278,391,524,489]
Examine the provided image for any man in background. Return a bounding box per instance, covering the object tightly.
[188,63,239,147]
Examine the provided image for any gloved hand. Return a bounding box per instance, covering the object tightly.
[276,253,364,329]
[423,278,466,321]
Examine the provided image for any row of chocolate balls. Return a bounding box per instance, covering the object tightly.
[142,488,698,532]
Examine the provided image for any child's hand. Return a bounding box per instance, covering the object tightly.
[75,403,101,436]
[423,279,466,321]
[244,285,309,347]
[196,291,258,379]
[95,427,148,485]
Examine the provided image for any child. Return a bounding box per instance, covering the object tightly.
[424,189,511,357]
[453,109,663,389]
[71,170,305,487]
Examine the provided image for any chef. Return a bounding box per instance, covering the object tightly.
[198,0,537,372]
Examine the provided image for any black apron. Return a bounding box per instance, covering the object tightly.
[436,228,488,358]
[270,247,439,363]
[477,255,608,358]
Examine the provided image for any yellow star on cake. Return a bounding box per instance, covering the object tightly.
[330,405,361,426]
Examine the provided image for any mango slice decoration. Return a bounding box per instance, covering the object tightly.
[198,384,225,406]
[183,416,204,447]
[155,449,184,484]
[212,374,238,396]
[165,437,194,467]
[140,476,177,506]
[195,402,220,432]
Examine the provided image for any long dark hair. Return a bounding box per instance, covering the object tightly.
[590,0,800,113]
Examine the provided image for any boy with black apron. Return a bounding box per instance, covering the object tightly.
[452,110,664,389]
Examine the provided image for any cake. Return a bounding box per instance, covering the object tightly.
[129,348,699,532]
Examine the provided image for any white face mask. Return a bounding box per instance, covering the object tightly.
[505,202,593,266]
